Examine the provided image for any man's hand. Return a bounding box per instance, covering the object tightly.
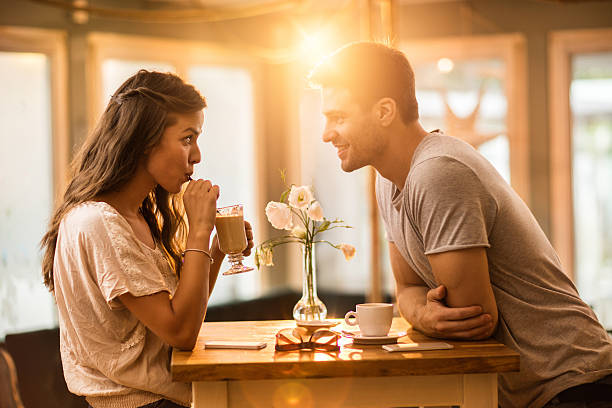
[418,285,494,340]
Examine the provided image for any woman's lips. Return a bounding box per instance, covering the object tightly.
[336,146,348,159]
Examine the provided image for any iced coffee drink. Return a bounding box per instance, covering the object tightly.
[215,213,247,254]
[215,204,254,275]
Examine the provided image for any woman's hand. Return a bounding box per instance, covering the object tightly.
[183,179,219,244]
[209,220,253,256]
[243,220,254,256]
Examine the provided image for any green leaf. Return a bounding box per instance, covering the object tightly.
[280,187,291,204]
[254,248,261,269]
[317,220,331,233]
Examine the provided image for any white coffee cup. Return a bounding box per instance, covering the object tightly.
[344,303,393,337]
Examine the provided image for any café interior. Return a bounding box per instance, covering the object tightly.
[1,0,611,407]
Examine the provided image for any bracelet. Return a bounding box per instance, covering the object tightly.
[181,248,214,264]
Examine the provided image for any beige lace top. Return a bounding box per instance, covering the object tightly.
[53,201,191,408]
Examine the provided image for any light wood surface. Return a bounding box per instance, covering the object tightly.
[172,318,519,382]
[192,373,496,408]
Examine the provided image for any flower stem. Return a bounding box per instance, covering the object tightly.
[302,242,319,320]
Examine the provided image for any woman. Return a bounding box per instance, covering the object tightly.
[41,70,253,408]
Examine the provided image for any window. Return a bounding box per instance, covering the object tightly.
[400,34,529,202]
[550,29,612,329]
[0,27,68,339]
[88,33,262,305]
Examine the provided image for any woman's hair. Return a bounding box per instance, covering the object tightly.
[41,70,206,292]
[308,41,419,124]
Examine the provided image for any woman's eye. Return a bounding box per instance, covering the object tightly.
[183,136,193,144]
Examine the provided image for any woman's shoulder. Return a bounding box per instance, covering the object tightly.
[61,201,126,236]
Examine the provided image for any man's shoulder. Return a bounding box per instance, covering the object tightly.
[375,172,396,199]
[413,133,476,167]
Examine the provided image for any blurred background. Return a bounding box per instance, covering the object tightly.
[1,0,611,341]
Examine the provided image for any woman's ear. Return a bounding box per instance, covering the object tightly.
[374,97,397,127]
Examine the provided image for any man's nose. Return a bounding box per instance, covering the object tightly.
[322,129,337,143]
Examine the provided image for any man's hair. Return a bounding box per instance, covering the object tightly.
[308,41,419,124]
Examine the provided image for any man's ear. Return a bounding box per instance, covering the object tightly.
[374,97,397,127]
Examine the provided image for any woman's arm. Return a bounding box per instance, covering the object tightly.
[120,179,219,350]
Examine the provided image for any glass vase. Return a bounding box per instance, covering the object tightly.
[293,242,327,322]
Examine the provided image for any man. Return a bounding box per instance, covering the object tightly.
[309,41,612,408]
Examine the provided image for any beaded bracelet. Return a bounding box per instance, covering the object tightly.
[182,248,214,264]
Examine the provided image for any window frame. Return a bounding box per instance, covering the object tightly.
[0,26,69,201]
[549,28,612,280]
[398,33,530,205]
[0,26,68,336]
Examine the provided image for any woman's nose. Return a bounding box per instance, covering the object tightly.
[190,144,201,164]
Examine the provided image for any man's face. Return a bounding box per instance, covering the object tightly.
[321,87,381,173]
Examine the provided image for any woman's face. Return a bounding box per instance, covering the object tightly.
[145,110,204,194]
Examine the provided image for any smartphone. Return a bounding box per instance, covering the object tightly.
[382,342,453,352]
[204,341,267,350]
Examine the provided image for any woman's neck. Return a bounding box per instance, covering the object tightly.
[96,167,156,218]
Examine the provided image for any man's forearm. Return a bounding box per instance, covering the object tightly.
[396,284,429,332]
[397,283,494,340]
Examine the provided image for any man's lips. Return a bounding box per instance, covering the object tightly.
[335,145,348,159]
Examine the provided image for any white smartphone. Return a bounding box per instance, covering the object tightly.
[382,342,453,352]
[204,341,267,350]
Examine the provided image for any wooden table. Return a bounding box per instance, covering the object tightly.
[172,318,519,408]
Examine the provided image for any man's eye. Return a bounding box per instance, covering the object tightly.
[183,136,193,144]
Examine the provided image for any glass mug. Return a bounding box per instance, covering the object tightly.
[215,204,254,275]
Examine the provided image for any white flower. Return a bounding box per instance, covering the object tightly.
[307,201,323,221]
[291,226,307,239]
[288,185,314,210]
[261,247,274,266]
[340,244,356,261]
[265,201,293,230]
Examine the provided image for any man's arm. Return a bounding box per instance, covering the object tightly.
[426,247,498,339]
[390,242,494,339]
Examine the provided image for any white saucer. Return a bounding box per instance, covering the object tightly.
[343,331,406,345]
[295,320,339,330]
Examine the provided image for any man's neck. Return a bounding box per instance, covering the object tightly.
[373,120,428,190]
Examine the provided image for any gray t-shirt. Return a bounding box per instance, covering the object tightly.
[376,132,612,408]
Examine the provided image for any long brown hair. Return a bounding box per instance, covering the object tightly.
[41,70,206,292]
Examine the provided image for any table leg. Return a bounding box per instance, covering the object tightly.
[193,381,227,408]
[462,373,497,408]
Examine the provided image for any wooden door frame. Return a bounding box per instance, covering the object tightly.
[549,28,612,280]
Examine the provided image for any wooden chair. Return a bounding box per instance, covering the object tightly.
[0,346,25,408]
[4,329,87,408]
